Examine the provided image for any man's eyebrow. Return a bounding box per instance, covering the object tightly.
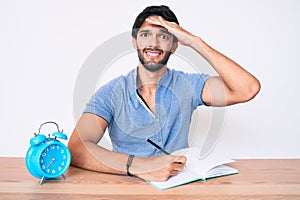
[138,29,150,33]
[159,29,171,34]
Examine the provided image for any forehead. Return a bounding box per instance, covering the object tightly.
[138,20,169,33]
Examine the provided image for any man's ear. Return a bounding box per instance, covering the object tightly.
[132,38,137,49]
[170,42,178,54]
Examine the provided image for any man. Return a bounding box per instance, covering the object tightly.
[68,5,260,181]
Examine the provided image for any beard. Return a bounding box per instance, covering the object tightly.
[137,48,172,72]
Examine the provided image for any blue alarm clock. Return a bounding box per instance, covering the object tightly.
[26,121,71,184]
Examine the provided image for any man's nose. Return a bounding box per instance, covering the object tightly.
[148,35,159,48]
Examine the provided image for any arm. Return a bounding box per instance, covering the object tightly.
[146,16,260,106]
[190,37,260,106]
[68,113,186,181]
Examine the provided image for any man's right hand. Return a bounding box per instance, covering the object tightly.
[130,155,187,182]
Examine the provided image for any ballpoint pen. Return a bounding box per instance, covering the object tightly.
[146,138,170,155]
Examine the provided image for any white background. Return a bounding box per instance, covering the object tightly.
[0,0,299,158]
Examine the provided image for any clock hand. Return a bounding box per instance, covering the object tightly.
[46,158,56,168]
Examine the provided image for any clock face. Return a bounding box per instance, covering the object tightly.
[39,143,70,178]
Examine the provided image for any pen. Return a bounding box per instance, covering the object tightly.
[146,138,170,155]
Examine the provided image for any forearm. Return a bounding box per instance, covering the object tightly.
[69,137,128,175]
[67,113,128,174]
[68,113,186,181]
[69,136,187,181]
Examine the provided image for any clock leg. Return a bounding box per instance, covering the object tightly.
[40,176,45,185]
[62,174,66,180]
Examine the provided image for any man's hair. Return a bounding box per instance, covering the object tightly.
[131,5,179,43]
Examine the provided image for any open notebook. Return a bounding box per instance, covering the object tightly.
[147,147,238,190]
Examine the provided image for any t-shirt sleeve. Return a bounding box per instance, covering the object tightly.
[181,72,211,107]
[83,80,116,123]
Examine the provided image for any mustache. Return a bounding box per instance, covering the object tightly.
[143,48,164,54]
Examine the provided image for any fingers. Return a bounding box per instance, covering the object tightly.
[169,156,186,174]
[145,16,192,46]
[145,16,163,26]
[164,159,186,179]
[170,169,179,176]
[172,162,185,171]
[168,155,186,165]
[171,156,186,173]
[145,16,174,29]
[174,155,187,165]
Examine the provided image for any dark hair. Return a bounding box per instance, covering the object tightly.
[131,5,179,43]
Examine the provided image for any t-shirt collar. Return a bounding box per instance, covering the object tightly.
[133,66,171,89]
[130,66,171,109]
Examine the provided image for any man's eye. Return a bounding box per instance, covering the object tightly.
[140,33,148,37]
[160,34,169,40]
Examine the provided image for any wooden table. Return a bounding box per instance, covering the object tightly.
[0,158,299,199]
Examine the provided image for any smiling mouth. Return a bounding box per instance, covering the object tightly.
[144,48,163,59]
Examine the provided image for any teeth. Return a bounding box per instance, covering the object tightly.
[146,52,160,57]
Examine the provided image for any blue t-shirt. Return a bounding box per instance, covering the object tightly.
[84,67,210,158]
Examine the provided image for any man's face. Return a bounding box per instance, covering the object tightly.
[134,20,176,72]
